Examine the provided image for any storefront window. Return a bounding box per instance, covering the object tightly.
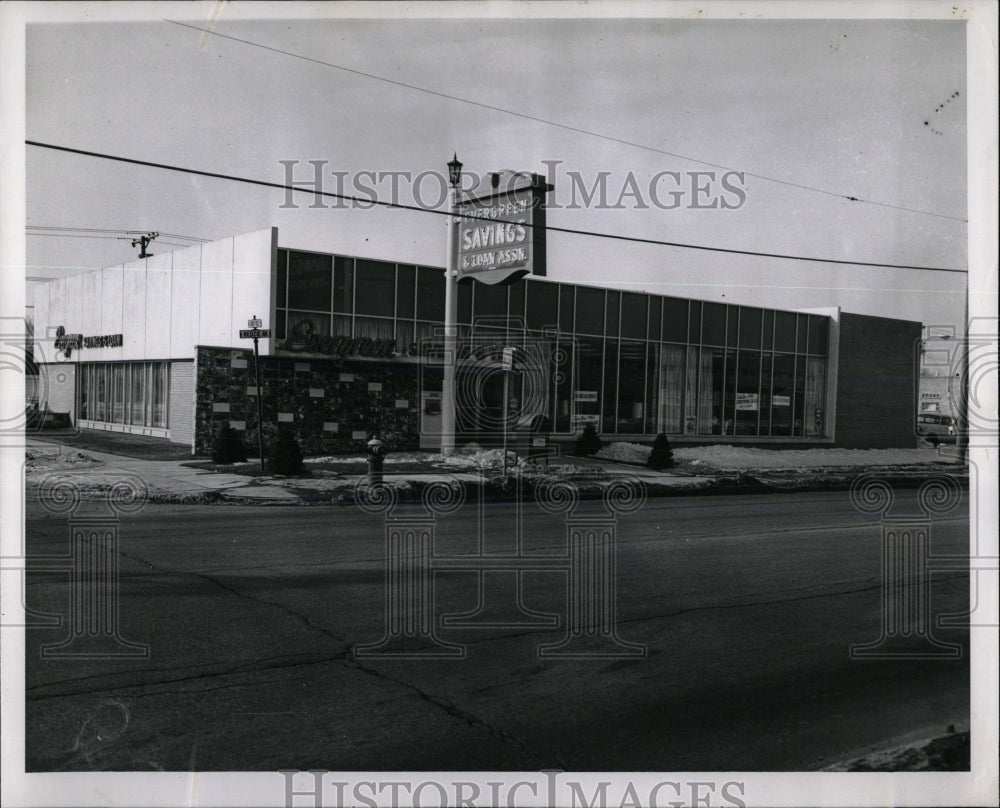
[617,341,645,433]
[554,338,573,432]
[702,303,726,347]
[287,310,331,342]
[644,342,659,434]
[111,365,125,423]
[573,336,603,433]
[473,282,508,321]
[416,266,445,321]
[771,354,795,435]
[620,293,647,340]
[735,350,761,435]
[559,285,574,333]
[130,363,145,425]
[575,287,604,335]
[354,260,395,317]
[657,344,685,434]
[739,307,762,350]
[151,363,168,428]
[526,280,558,331]
[605,291,620,338]
[287,251,332,310]
[603,339,618,432]
[333,257,354,314]
[774,311,796,353]
[354,317,394,341]
[804,357,826,436]
[396,265,415,319]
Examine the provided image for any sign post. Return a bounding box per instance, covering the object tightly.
[239,316,271,474]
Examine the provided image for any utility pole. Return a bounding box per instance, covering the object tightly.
[130,232,158,258]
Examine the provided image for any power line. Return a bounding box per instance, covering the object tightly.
[26,139,967,275]
[26,232,190,248]
[165,18,967,225]
[27,225,209,242]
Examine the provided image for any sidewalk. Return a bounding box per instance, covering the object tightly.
[23,433,967,506]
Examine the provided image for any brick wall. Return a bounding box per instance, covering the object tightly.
[194,347,420,456]
[168,360,195,448]
[835,313,921,448]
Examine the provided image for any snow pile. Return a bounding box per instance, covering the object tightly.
[674,445,955,470]
[25,449,100,472]
[595,442,651,464]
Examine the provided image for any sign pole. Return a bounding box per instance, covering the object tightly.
[253,335,265,474]
[441,184,459,456]
[502,370,509,475]
[240,317,271,474]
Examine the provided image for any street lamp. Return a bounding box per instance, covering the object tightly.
[441,154,463,455]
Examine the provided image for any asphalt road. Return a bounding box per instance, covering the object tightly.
[23,490,970,772]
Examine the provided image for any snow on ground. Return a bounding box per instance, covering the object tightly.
[596,441,957,469]
[674,445,959,469]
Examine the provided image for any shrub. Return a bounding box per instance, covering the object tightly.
[647,433,675,470]
[212,425,247,464]
[269,428,303,475]
[575,423,603,457]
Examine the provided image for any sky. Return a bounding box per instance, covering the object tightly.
[18,3,974,329]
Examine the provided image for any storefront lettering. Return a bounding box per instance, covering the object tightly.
[283,333,397,359]
[54,326,122,357]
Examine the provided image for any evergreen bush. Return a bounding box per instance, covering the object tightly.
[575,423,603,457]
[269,428,304,475]
[647,432,675,470]
[211,425,248,464]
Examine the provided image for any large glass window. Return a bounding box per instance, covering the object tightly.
[554,338,573,432]
[620,293,646,340]
[657,344,685,434]
[617,341,645,432]
[739,307,762,350]
[559,285,574,332]
[605,291,620,338]
[416,266,445,321]
[288,251,332,310]
[771,354,795,435]
[130,363,145,425]
[354,260,395,317]
[526,280,558,331]
[573,337,603,433]
[774,311,796,353]
[808,315,829,355]
[473,282,508,321]
[603,339,618,432]
[276,249,288,308]
[804,357,827,436]
[702,303,726,346]
[396,265,415,319]
[735,351,761,435]
[575,287,604,335]
[663,298,688,343]
[333,257,354,314]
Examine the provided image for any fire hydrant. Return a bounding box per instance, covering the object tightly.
[366,438,388,484]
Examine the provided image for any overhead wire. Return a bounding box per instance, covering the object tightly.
[26,139,967,275]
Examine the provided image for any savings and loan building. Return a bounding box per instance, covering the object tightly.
[32,225,921,455]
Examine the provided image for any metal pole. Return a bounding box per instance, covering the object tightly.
[441,185,459,455]
[253,336,265,473]
[502,370,509,475]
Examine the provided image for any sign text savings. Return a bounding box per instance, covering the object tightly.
[458,193,531,277]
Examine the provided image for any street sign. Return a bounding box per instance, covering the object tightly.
[248,317,263,328]
[240,328,272,339]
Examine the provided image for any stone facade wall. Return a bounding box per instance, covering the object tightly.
[194,346,420,456]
